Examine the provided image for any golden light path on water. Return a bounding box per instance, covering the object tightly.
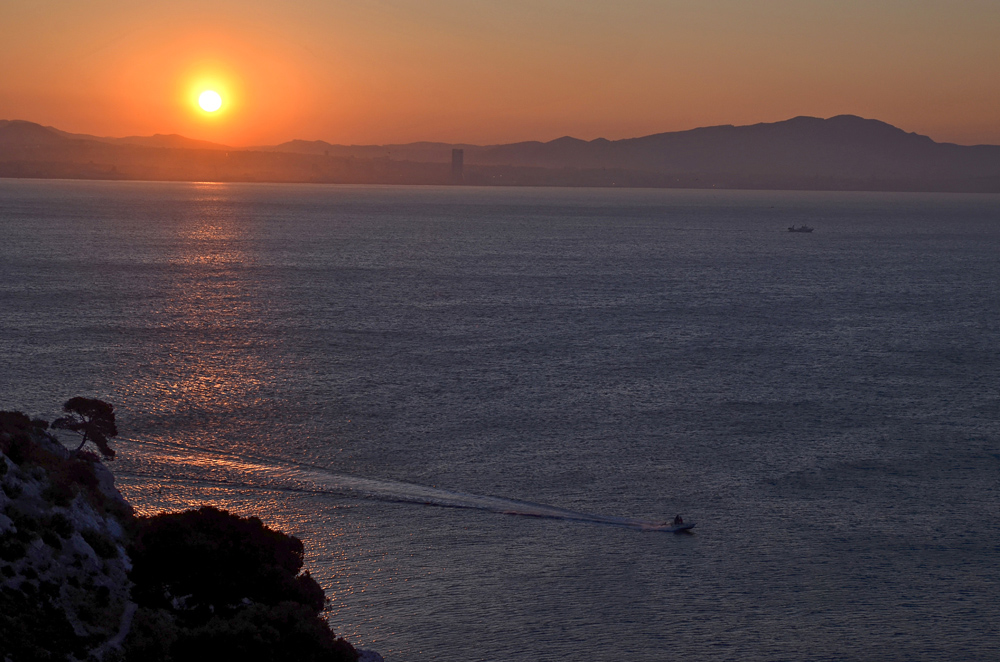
[115,438,684,533]
[113,436,690,645]
[95,184,696,651]
[107,191,684,533]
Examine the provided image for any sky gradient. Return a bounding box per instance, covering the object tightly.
[2,1,998,146]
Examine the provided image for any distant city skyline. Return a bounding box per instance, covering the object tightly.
[1,1,997,147]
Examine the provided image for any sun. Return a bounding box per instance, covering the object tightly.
[198,90,223,113]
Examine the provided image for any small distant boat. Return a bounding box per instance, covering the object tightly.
[665,522,695,533]
[788,225,814,233]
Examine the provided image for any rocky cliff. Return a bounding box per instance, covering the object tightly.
[1,412,134,661]
[1,410,380,662]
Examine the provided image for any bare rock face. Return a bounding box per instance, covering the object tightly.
[1,415,135,661]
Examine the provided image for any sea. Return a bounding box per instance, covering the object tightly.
[1,178,998,661]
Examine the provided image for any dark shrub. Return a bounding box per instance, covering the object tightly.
[3,434,34,467]
[95,584,111,608]
[1,479,22,498]
[127,507,357,662]
[123,607,178,662]
[60,456,100,490]
[0,534,28,561]
[39,580,60,600]
[0,410,32,430]
[41,529,63,550]
[130,507,325,621]
[48,513,74,538]
[8,507,41,542]
[0,411,34,464]
[81,528,119,559]
[174,601,358,662]
[42,480,75,507]
[42,455,101,508]
[0,410,32,437]
[0,585,88,661]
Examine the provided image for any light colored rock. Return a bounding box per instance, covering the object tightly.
[1,429,134,660]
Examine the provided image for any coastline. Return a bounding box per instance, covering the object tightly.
[1,412,381,661]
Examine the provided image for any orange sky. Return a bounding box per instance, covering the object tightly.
[1,1,998,146]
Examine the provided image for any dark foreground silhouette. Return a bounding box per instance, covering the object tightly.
[1,404,358,662]
[126,507,357,662]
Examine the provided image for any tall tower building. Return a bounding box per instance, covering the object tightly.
[451,148,464,184]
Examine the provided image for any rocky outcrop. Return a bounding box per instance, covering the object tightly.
[2,410,379,662]
[1,412,135,661]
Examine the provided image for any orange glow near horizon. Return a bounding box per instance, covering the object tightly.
[42,27,315,146]
[1,2,999,146]
[177,62,245,137]
[144,40,311,145]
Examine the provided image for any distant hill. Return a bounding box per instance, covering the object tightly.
[93,133,232,150]
[0,120,69,146]
[471,115,1000,184]
[3,116,1000,191]
[0,120,231,150]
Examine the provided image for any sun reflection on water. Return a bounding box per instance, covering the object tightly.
[108,190,384,640]
[114,190,287,453]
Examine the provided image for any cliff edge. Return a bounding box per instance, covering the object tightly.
[1,411,134,660]
[1,409,378,662]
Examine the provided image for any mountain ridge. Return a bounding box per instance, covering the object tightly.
[2,116,999,192]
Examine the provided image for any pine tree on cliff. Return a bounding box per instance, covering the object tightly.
[52,396,118,459]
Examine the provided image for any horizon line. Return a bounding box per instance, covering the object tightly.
[6,114,996,151]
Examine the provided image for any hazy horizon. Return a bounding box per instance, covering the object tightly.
[5,113,999,151]
[2,1,997,147]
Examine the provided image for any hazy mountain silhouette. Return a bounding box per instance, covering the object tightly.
[0,120,69,146]
[258,139,472,164]
[0,120,231,150]
[94,134,232,150]
[3,116,1000,191]
[472,115,1000,182]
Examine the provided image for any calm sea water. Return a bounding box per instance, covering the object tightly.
[2,179,998,661]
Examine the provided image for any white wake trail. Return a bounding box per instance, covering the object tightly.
[120,439,684,532]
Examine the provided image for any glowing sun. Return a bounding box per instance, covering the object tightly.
[198,90,223,112]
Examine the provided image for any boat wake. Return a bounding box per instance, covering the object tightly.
[118,439,684,533]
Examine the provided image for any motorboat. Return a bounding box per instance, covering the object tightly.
[665,522,695,533]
